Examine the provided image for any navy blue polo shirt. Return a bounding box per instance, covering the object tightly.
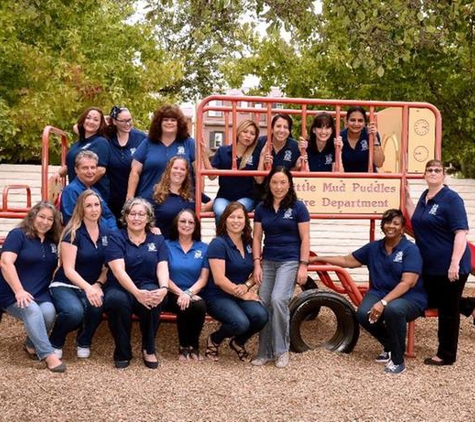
[254,200,310,262]
[132,137,196,202]
[211,143,263,201]
[352,236,428,311]
[307,144,335,172]
[340,127,380,172]
[105,229,168,288]
[53,223,109,286]
[0,228,58,309]
[60,178,118,230]
[153,193,196,239]
[66,135,111,201]
[166,240,209,290]
[411,186,471,275]
[257,136,300,169]
[203,235,253,300]
[108,128,146,208]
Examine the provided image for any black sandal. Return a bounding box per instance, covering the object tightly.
[229,338,251,363]
[205,335,220,361]
[178,346,190,362]
[189,347,203,361]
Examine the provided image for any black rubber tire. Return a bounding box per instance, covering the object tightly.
[290,290,359,354]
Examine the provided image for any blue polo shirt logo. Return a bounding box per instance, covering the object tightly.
[130,148,137,155]
[324,154,333,165]
[101,236,108,247]
[194,250,203,259]
[50,244,58,254]
[284,150,292,162]
[246,244,252,254]
[393,251,403,263]
[80,142,92,150]
[177,146,185,155]
[246,156,254,165]
[147,242,157,252]
[283,208,293,219]
[360,140,369,151]
[429,204,439,215]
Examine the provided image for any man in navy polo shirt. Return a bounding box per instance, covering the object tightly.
[60,150,117,230]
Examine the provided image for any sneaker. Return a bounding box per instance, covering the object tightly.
[275,352,290,368]
[384,360,406,374]
[375,351,391,364]
[77,347,91,359]
[53,348,63,359]
[251,357,272,367]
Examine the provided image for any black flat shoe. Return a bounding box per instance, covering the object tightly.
[23,344,38,360]
[143,351,159,369]
[114,360,130,369]
[48,362,67,373]
[424,357,453,366]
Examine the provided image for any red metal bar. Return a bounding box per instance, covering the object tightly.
[41,126,68,201]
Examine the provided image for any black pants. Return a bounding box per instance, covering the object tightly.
[164,293,206,350]
[424,273,468,363]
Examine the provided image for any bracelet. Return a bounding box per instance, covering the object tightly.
[160,286,169,292]
[184,289,193,297]
[95,281,104,287]
[299,260,309,266]
[244,281,252,291]
[253,257,261,262]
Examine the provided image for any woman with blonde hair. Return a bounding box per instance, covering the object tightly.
[49,189,109,359]
[201,119,263,223]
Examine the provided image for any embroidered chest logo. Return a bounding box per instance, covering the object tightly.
[246,155,254,166]
[80,143,92,150]
[324,154,333,165]
[130,148,137,155]
[283,208,294,219]
[147,242,157,252]
[177,146,185,155]
[246,244,252,254]
[194,250,203,259]
[429,204,439,215]
[101,236,108,247]
[51,244,58,254]
[283,150,292,162]
[393,251,403,263]
[360,140,369,151]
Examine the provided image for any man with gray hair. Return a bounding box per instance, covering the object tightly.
[60,150,117,229]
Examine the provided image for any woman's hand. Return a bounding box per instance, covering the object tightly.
[253,264,262,285]
[85,284,104,307]
[368,122,378,134]
[177,292,191,310]
[234,283,248,298]
[260,149,273,168]
[149,288,167,307]
[368,301,384,324]
[241,291,260,302]
[448,262,460,282]
[298,136,308,150]
[15,289,34,308]
[334,136,343,148]
[296,265,308,286]
[295,155,308,171]
[134,289,154,309]
[150,227,162,235]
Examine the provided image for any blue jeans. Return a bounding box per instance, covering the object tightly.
[49,286,104,349]
[356,293,422,365]
[257,260,299,358]
[213,197,254,225]
[206,296,268,346]
[5,301,56,360]
[103,283,165,362]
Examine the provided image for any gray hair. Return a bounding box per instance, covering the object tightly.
[75,150,99,167]
[120,197,156,231]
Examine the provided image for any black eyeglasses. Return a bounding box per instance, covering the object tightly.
[426,168,443,174]
[115,118,133,124]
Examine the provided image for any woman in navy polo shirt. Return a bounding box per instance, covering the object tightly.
[252,166,310,368]
[127,105,195,203]
[0,202,65,372]
[340,106,385,172]
[49,190,108,360]
[166,209,209,361]
[406,159,471,366]
[152,156,212,239]
[298,112,343,172]
[203,202,268,362]
[105,106,147,221]
[313,209,427,374]
[201,119,263,224]
[56,107,111,201]
[103,198,169,369]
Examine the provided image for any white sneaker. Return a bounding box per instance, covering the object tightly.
[53,348,63,359]
[77,347,91,359]
[275,352,290,368]
[251,357,271,366]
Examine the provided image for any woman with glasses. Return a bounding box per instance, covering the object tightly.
[406,159,471,366]
[298,112,343,172]
[152,156,212,239]
[105,106,147,221]
[165,209,209,361]
[0,202,65,372]
[103,198,169,369]
[127,105,195,203]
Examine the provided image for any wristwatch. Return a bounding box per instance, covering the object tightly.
[380,299,388,307]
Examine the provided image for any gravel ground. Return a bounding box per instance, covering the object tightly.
[1,302,475,422]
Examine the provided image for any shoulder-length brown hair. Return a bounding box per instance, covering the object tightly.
[19,201,62,244]
[77,107,107,140]
[148,104,190,143]
[216,202,252,244]
[152,157,193,204]
[168,209,201,242]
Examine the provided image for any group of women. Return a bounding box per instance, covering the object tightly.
[0,102,472,375]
